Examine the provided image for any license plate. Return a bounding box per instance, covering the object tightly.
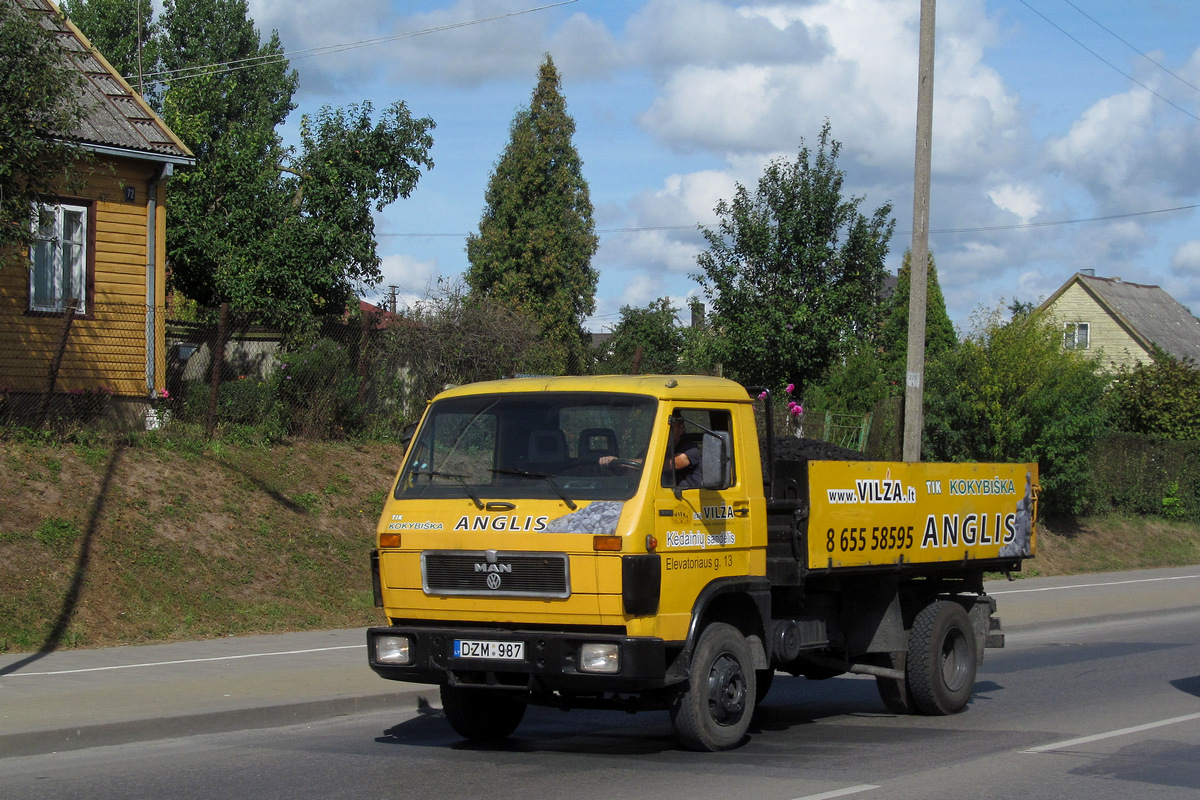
[453,639,525,660]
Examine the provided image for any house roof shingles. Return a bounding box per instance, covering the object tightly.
[22,0,193,165]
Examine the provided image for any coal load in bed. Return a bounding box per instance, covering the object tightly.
[770,437,870,464]
[762,437,868,504]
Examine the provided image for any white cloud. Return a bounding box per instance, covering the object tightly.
[375,253,442,307]
[987,184,1043,223]
[634,0,1022,181]
[625,0,825,72]
[1171,240,1200,279]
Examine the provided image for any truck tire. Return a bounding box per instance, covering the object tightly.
[671,623,756,751]
[875,651,915,714]
[906,600,977,715]
[440,685,526,742]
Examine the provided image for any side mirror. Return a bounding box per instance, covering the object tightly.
[699,431,732,489]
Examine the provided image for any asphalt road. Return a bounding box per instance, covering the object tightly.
[2,566,1199,799]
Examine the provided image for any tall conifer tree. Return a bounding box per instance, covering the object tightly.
[878,250,957,384]
[466,55,598,375]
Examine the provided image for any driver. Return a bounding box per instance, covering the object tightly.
[600,416,701,488]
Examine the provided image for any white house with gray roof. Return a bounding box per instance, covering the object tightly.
[1038,271,1200,371]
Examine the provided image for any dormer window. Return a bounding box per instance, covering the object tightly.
[1064,321,1089,350]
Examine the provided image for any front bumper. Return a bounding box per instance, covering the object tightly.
[367,625,673,694]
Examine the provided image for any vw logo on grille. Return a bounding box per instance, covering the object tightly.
[486,572,502,590]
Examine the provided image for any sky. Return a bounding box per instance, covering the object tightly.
[243,0,1200,334]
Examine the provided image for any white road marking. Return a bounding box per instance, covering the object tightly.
[3,644,366,677]
[992,574,1200,595]
[1023,712,1200,753]
[790,785,880,800]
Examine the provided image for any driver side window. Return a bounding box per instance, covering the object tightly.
[662,408,733,490]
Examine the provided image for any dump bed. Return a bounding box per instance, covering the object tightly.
[805,460,1037,570]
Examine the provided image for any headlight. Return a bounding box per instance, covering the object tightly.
[374,634,412,665]
[579,642,620,674]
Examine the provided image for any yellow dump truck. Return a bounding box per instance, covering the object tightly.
[367,375,1037,750]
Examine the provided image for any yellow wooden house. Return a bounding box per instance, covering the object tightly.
[1038,271,1200,372]
[0,0,194,422]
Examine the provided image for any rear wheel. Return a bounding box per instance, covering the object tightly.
[906,600,977,715]
[440,685,526,741]
[671,622,756,751]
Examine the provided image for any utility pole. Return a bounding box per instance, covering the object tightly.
[903,0,936,462]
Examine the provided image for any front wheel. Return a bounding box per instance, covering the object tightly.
[440,685,526,742]
[671,622,756,751]
[906,600,978,715]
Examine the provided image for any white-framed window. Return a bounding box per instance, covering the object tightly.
[1064,321,1089,350]
[29,201,89,313]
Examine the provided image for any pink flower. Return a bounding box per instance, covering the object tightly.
[785,383,795,394]
[790,404,804,417]
[160,388,170,399]
[757,391,768,400]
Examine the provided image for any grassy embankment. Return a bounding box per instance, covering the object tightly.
[2,433,1198,653]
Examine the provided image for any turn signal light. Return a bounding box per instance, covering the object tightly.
[379,533,402,548]
[593,535,622,551]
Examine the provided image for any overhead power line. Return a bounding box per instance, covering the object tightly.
[132,1,579,84]
[927,203,1200,234]
[1061,0,1200,97]
[1018,0,1200,123]
[377,203,1200,239]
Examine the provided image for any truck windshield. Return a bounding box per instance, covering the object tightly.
[396,392,656,502]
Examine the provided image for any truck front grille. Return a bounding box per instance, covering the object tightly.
[422,550,570,598]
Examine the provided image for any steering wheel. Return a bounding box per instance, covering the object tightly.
[605,458,641,470]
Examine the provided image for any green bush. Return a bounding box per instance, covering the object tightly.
[178,377,281,433]
[1107,350,1200,440]
[277,338,361,437]
[923,306,1110,515]
[803,337,896,415]
[1086,433,1200,523]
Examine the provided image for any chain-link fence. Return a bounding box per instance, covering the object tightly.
[2,297,885,450]
[0,297,540,438]
[0,300,164,429]
[162,303,429,439]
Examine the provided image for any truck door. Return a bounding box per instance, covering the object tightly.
[653,407,752,638]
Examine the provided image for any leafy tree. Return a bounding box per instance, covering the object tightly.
[923,305,1110,515]
[596,298,684,375]
[466,54,599,375]
[877,249,957,385]
[62,0,160,99]
[1107,349,1200,440]
[210,101,434,323]
[91,0,436,325]
[376,279,540,424]
[678,300,722,376]
[0,2,89,261]
[155,0,296,314]
[694,120,895,393]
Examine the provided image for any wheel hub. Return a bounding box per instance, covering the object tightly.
[706,653,747,725]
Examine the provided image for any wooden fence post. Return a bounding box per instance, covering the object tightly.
[355,313,371,407]
[205,303,229,438]
[37,300,78,428]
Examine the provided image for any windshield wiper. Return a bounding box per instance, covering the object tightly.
[412,469,484,509]
[492,469,578,511]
